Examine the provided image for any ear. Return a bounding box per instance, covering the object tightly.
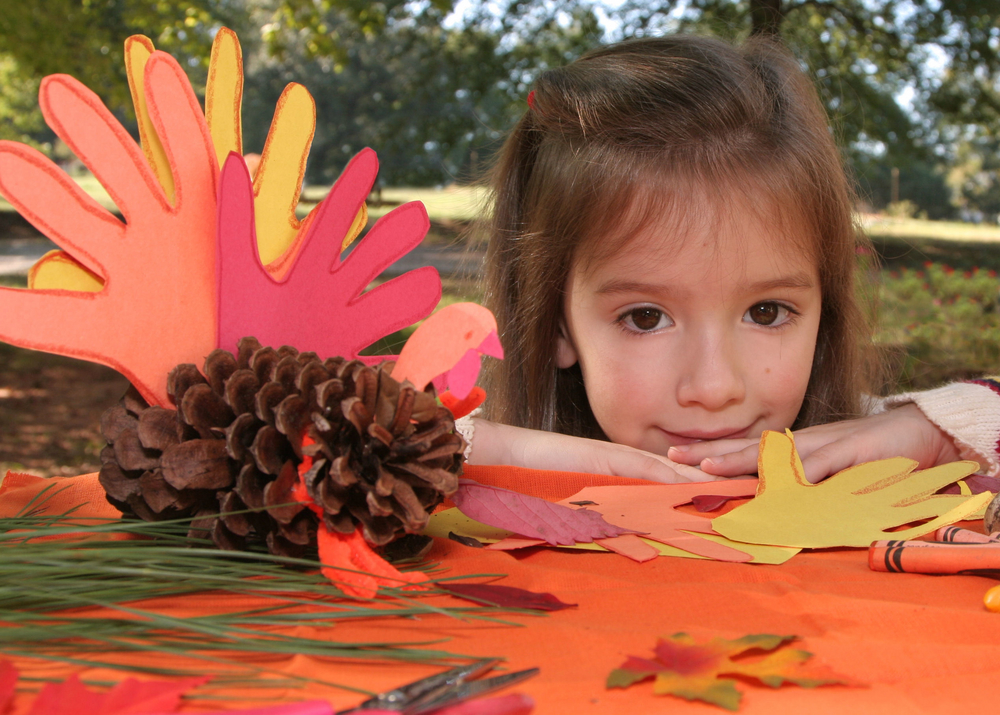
[555,320,578,369]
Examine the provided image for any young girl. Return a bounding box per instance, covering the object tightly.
[456,34,885,483]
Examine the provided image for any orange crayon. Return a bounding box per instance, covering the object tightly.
[933,526,1000,544]
[870,539,1000,575]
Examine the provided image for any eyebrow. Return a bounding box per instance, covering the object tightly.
[594,273,816,296]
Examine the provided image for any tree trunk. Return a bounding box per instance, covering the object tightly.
[749,0,784,37]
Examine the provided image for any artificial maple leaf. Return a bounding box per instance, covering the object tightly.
[607,633,856,711]
[712,430,991,549]
[215,149,441,361]
[28,673,209,715]
[451,479,637,546]
[0,51,218,407]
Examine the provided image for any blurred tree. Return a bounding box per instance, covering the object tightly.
[243,0,603,185]
[947,133,1000,221]
[0,56,43,147]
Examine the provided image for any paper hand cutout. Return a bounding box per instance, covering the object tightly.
[557,483,759,561]
[712,430,992,549]
[29,28,362,291]
[0,52,218,407]
[393,302,503,398]
[216,148,441,361]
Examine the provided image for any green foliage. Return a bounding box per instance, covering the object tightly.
[0,56,43,146]
[878,263,1000,389]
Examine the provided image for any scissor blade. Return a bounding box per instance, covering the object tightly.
[405,667,540,715]
[336,659,501,714]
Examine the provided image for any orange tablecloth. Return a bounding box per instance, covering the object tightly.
[3,465,1000,714]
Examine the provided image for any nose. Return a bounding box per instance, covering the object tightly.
[674,329,746,410]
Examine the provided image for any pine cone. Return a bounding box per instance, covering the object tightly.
[98,337,465,557]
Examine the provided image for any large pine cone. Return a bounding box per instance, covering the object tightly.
[98,337,465,556]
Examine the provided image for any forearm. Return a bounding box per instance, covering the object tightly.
[462,417,721,483]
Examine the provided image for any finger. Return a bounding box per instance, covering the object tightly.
[800,440,893,484]
[39,74,159,221]
[144,51,217,211]
[696,444,760,477]
[294,148,376,274]
[891,492,993,540]
[254,83,314,265]
[0,287,107,370]
[344,268,441,356]
[340,201,430,287]
[125,35,174,203]
[607,451,713,484]
[667,437,758,465]
[216,152,267,355]
[0,142,123,275]
[205,27,243,166]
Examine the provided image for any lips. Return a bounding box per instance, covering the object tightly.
[660,426,752,445]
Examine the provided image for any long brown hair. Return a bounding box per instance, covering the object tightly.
[481,34,878,438]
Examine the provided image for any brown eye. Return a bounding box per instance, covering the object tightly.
[626,307,666,331]
[745,302,788,326]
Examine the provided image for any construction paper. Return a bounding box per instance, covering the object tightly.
[713,430,993,549]
[27,250,103,291]
[438,582,577,611]
[0,52,218,407]
[393,303,503,394]
[126,35,174,202]
[204,27,243,166]
[607,634,857,711]
[0,661,15,711]
[215,149,440,361]
[555,482,761,561]
[595,534,660,562]
[426,496,799,565]
[451,478,636,546]
[440,386,487,419]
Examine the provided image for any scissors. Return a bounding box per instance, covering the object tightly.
[336,658,539,715]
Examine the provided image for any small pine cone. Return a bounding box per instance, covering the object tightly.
[98,337,465,555]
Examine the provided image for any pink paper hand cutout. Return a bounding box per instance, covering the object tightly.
[0,52,218,407]
[216,149,441,360]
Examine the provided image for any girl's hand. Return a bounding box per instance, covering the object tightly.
[666,404,966,483]
[469,419,722,483]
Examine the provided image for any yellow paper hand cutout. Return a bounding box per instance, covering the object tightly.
[711,430,992,549]
[29,27,366,291]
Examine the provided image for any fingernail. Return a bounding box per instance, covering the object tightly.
[703,456,723,466]
[669,445,690,453]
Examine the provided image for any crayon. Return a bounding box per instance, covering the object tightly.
[932,526,1000,544]
[870,539,1000,574]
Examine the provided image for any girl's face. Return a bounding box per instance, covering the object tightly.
[555,193,821,456]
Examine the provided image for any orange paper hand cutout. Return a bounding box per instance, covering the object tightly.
[0,52,218,407]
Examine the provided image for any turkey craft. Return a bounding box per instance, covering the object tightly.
[0,29,502,597]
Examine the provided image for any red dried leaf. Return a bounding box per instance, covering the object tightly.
[28,674,209,715]
[607,633,859,711]
[439,582,577,611]
[452,479,636,546]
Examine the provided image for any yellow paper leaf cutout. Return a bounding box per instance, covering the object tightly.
[205,26,243,166]
[125,35,174,203]
[344,201,368,251]
[27,251,103,291]
[711,430,991,549]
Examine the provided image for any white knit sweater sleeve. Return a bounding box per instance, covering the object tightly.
[882,379,1000,476]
